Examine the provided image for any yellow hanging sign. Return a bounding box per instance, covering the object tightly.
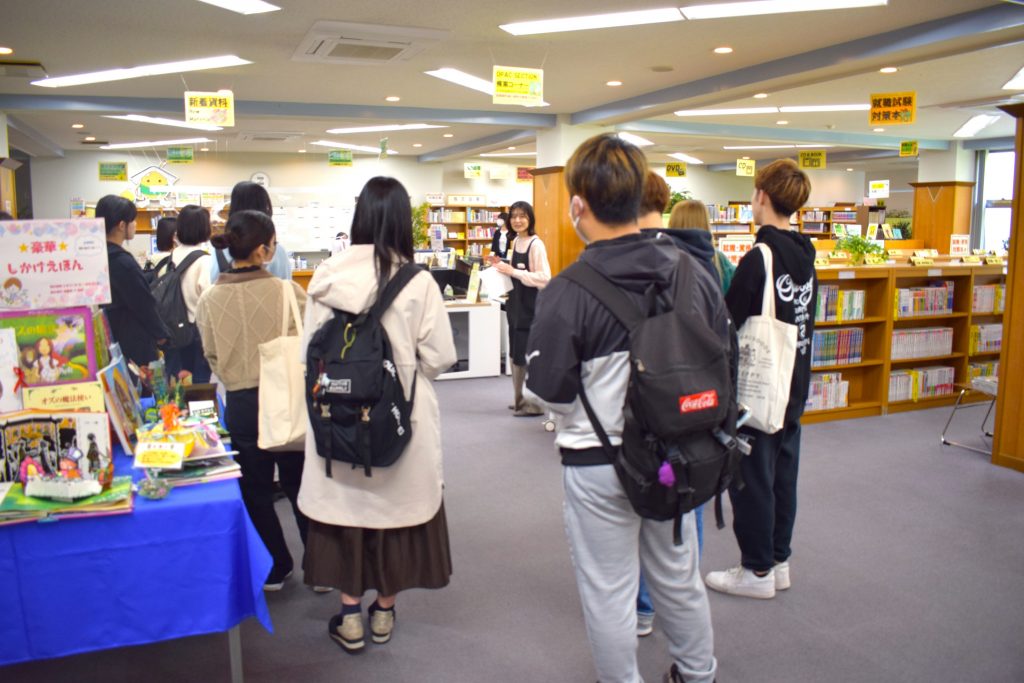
[666,163,688,177]
[899,140,919,157]
[184,89,235,127]
[98,162,128,182]
[798,150,827,170]
[493,66,544,106]
[869,91,916,125]
[736,159,756,177]
[328,150,353,167]
[464,163,482,179]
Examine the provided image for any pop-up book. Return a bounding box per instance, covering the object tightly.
[0,410,112,492]
[0,307,98,387]
[0,328,22,413]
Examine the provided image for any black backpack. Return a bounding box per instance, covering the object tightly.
[143,255,171,285]
[306,263,421,478]
[149,250,206,349]
[560,252,747,545]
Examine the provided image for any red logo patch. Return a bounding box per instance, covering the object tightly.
[679,390,718,414]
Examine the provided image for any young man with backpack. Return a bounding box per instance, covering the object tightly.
[525,134,724,683]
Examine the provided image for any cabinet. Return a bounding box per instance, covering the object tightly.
[428,204,508,257]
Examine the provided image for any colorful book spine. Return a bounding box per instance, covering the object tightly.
[890,327,953,360]
[969,324,1003,355]
[811,327,864,367]
[889,366,955,402]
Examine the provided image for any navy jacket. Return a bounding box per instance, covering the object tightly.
[102,242,170,367]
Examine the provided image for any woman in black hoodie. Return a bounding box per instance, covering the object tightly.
[705,159,817,600]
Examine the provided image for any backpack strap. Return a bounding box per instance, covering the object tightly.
[559,261,645,332]
[172,249,207,275]
[215,248,231,272]
[152,255,172,274]
[369,262,422,319]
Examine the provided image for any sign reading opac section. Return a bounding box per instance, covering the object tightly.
[493,65,544,106]
[327,150,353,167]
[98,162,128,182]
[798,150,827,170]
[736,158,756,177]
[166,147,194,164]
[869,91,915,125]
[464,163,482,179]
[899,140,919,157]
[868,179,890,199]
[184,89,235,127]
[666,162,687,177]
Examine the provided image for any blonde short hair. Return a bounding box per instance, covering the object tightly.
[668,200,711,233]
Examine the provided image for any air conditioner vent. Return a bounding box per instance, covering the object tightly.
[0,61,46,79]
[237,131,303,143]
[293,21,449,66]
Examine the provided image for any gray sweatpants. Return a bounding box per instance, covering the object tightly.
[563,465,717,683]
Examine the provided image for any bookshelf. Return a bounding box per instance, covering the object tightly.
[802,263,1007,424]
[708,201,754,235]
[428,204,508,258]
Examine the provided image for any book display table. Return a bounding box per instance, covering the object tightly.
[0,451,271,681]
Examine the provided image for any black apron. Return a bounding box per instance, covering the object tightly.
[507,237,538,365]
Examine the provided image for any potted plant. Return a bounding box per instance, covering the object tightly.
[665,189,692,214]
[834,235,884,265]
[412,201,431,249]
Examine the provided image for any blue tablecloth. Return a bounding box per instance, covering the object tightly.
[0,452,272,665]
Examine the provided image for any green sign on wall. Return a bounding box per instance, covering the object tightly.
[167,147,194,164]
[328,150,353,166]
[98,162,128,181]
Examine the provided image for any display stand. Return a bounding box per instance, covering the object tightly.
[437,300,502,380]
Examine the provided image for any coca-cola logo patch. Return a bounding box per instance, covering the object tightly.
[679,390,718,413]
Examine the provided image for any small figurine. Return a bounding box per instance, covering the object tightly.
[160,403,181,431]
[19,455,43,484]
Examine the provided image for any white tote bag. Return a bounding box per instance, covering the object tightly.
[736,244,798,434]
[257,280,307,451]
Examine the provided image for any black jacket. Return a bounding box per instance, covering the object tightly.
[726,225,817,424]
[525,232,729,466]
[102,242,171,367]
[490,228,512,259]
[642,228,718,284]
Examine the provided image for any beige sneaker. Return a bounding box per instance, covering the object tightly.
[328,611,365,654]
[774,561,791,591]
[369,604,395,644]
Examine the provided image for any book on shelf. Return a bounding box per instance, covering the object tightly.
[811,327,864,367]
[816,286,865,322]
[971,284,1005,313]
[893,281,954,318]
[890,327,953,360]
[806,372,849,411]
[709,203,753,222]
[888,366,955,402]
[968,360,999,379]
[968,324,1002,355]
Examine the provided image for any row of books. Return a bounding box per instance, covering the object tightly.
[968,360,999,379]
[815,286,866,322]
[806,372,849,411]
[969,324,1002,355]
[811,327,864,368]
[800,210,828,222]
[427,210,468,223]
[894,281,954,318]
[890,327,953,360]
[466,226,495,239]
[831,211,858,222]
[971,284,1006,314]
[709,203,753,223]
[467,208,504,223]
[889,366,956,403]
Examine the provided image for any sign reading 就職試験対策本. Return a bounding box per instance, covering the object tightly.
[869,92,916,125]
[0,219,112,310]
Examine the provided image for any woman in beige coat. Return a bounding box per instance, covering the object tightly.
[299,177,456,655]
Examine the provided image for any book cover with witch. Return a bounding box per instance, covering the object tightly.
[0,307,97,387]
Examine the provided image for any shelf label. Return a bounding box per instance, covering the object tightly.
[134,441,186,470]
[911,256,934,266]
[870,91,916,125]
[961,255,982,264]
[98,161,128,182]
[666,162,687,177]
[798,150,827,170]
[448,194,487,206]
[813,257,830,267]
[986,256,1005,265]
[493,65,544,106]
[914,249,939,258]
[899,140,919,157]
[425,193,445,204]
[736,158,756,177]
[838,270,856,280]
[927,268,942,276]
[864,254,887,265]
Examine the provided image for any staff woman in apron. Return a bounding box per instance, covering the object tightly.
[490,201,551,416]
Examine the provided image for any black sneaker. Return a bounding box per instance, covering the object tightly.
[263,565,293,592]
[663,663,715,683]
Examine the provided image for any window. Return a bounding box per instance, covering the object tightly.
[981,151,1015,254]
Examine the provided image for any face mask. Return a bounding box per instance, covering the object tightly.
[496,219,504,228]
[568,196,588,245]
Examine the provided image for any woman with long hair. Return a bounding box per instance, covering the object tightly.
[299,176,456,655]
[210,181,293,281]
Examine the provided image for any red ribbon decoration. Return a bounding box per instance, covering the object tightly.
[12,367,26,393]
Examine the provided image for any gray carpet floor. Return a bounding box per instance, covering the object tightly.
[5,377,1024,682]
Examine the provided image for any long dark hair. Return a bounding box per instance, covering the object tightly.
[229,181,273,216]
[95,195,138,234]
[210,210,275,261]
[508,201,536,236]
[350,176,414,293]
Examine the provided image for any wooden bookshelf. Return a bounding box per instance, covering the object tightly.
[708,201,754,235]
[428,204,508,258]
[797,204,886,238]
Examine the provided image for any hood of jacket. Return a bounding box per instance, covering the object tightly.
[306,244,393,313]
[757,224,816,283]
[579,231,678,294]
[642,228,715,264]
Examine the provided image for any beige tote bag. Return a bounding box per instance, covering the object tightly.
[257,280,306,451]
[736,243,798,434]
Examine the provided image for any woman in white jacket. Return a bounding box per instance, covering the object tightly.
[165,204,213,382]
[299,177,456,655]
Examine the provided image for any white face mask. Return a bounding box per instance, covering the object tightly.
[568,196,588,245]
[496,218,505,228]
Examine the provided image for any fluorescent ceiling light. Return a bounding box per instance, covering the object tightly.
[479,152,538,157]
[675,106,778,116]
[680,0,887,20]
[794,144,834,148]
[778,104,870,113]
[618,132,654,147]
[325,123,446,135]
[1003,65,1024,90]
[104,114,223,131]
[723,144,795,149]
[31,55,251,88]
[196,0,280,14]
[953,114,1000,138]
[311,140,399,155]
[100,137,211,150]
[500,8,683,36]
[425,68,494,95]
[668,152,704,164]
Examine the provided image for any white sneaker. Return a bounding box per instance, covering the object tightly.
[774,561,790,591]
[704,566,776,599]
[636,612,654,637]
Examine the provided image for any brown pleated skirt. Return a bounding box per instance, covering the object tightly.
[303,502,452,596]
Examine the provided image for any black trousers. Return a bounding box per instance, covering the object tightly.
[728,420,802,572]
[225,388,308,573]
[166,334,212,384]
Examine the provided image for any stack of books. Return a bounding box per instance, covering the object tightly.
[894,281,954,318]
[806,373,849,411]
[889,366,956,402]
[969,324,1002,354]
[971,284,1005,314]
[154,456,240,489]
[816,286,866,322]
[811,327,864,367]
[891,327,953,360]
[0,476,133,526]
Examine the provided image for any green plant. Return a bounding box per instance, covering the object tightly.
[886,209,912,239]
[412,201,431,249]
[834,235,884,264]
[665,189,693,214]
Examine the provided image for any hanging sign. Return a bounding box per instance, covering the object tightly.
[166,147,194,164]
[130,166,179,197]
[868,179,890,199]
[516,167,534,183]
[869,91,916,125]
[184,89,235,127]
[798,150,827,170]
[899,140,919,157]
[666,163,688,177]
[328,150,353,167]
[493,65,544,106]
[736,159,756,177]
[98,162,128,182]
[464,163,483,179]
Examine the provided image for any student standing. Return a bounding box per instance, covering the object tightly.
[195,209,310,592]
[705,159,817,599]
[164,205,213,383]
[668,199,736,292]
[525,134,719,683]
[298,177,456,655]
[489,201,550,416]
[489,211,511,259]
[98,195,170,369]
[210,181,293,281]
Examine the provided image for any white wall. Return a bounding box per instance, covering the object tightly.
[864,167,916,213]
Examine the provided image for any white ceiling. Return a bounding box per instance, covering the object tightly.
[1,0,1022,162]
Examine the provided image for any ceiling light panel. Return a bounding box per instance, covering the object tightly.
[675,106,779,116]
[100,137,212,150]
[668,153,704,164]
[680,0,887,20]
[953,114,1000,138]
[1003,65,1024,90]
[104,115,223,131]
[479,152,538,157]
[325,123,446,135]
[778,104,870,113]
[618,132,654,147]
[31,55,251,88]
[424,68,493,94]
[499,8,684,36]
[196,0,280,14]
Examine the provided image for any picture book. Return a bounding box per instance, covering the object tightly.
[92,308,113,369]
[0,307,97,387]
[0,475,133,526]
[23,380,106,413]
[98,356,143,454]
[881,224,894,239]
[0,328,22,414]
[0,410,112,485]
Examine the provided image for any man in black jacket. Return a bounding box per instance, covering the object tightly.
[525,135,719,683]
[705,159,817,600]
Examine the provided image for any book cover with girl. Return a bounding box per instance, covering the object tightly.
[0,307,97,387]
